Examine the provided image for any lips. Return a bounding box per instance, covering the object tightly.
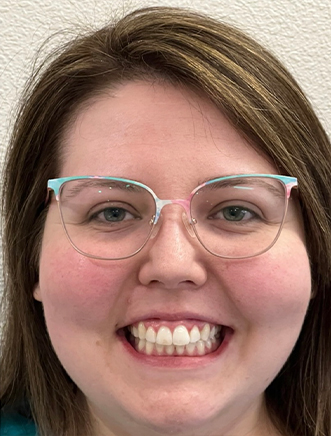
[122,321,226,357]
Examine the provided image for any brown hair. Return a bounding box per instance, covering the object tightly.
[1,7,330,436]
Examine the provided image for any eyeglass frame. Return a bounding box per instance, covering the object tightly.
[47,174,298,260]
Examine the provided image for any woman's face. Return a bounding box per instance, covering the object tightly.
[34,81,311,436]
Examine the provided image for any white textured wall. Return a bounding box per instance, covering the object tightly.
[1,0,330,153]
[0,0,330,299]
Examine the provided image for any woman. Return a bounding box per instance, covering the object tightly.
[0,7,330,436]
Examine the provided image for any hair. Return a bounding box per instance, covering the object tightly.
[1,6,330,436]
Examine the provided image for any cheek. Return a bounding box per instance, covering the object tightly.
[218,240,311,327]
[38,247,133,332]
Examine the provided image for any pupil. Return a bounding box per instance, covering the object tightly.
[224,206,245,221]
[104,208,125,221]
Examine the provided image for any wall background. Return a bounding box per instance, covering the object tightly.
[1,0,330,151]
[0,0,330,296]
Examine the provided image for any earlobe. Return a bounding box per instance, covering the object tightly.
[33,283,42,302]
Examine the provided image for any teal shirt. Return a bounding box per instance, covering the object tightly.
[0,411,37,436]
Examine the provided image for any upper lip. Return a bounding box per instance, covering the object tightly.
[117,311,227,330]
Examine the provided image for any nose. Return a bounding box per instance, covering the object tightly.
[138,208,208,289]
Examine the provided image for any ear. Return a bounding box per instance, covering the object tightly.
[33,282,43,302]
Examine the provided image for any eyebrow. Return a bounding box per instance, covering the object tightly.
[65,180,145,198]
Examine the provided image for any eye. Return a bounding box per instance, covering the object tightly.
[210,206,256,221]
[96,207,136,222]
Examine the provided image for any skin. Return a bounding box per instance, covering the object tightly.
[34,81,311,436]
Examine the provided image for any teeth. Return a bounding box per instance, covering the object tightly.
[132,325,139,337]
[138,339,145,351]
[205,339,212,350]
[172,325,190,346]
[186,342,196,355]
[165,344,175,355]
[128,322,223,356]
[145,341,154,355]
[145,326,156,343]
[156,343,164,354]
[200,324,210,341]
[138,322,146,340]
[176,345,185,355]
[156,326,173,346]
[197,340,205,355]
[130,323,218,344]
[189,325,200,343]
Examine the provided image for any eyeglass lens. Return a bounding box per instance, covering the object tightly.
[57,177,288,259]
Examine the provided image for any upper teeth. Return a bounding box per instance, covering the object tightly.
[130,322,220,346]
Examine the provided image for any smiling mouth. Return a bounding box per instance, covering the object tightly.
[122,322,226,357]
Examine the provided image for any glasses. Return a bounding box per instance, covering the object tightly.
[47,174,297,260]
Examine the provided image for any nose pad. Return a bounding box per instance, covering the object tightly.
[149,212,196,239]
[150,215,160,239]
[182,212,195,238]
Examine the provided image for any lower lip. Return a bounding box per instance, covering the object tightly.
[118,328,233,369]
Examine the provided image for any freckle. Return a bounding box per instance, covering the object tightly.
[96,340,101,346]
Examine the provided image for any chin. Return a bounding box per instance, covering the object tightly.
[118,389,234,436]
[130,407,217,436]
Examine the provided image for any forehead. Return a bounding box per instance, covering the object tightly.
[59,81,277,191]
